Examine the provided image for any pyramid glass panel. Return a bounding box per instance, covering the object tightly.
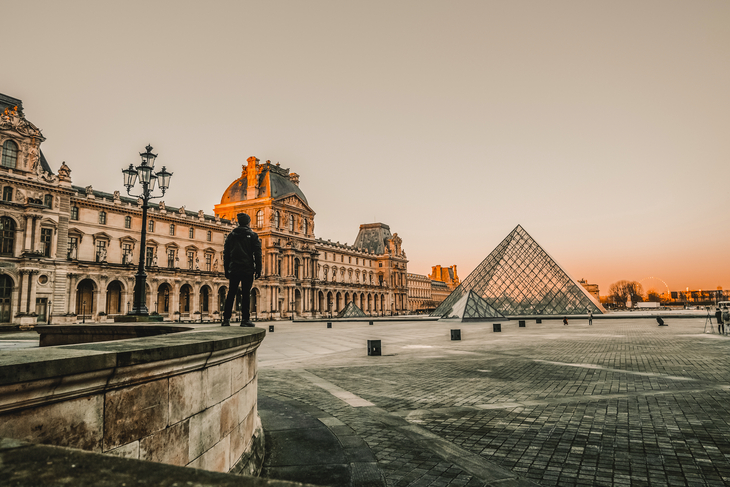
[433,225,605,317]
[438,290,504,321]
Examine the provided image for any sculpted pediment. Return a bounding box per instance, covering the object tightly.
[276,194,312,213]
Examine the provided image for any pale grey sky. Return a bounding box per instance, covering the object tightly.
[3,0,729,294]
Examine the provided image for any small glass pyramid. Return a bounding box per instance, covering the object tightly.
[439,290,505,321]
[433,225,605,318]
[338,301,367,318]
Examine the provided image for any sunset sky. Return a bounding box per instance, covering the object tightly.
[3,1,729,295]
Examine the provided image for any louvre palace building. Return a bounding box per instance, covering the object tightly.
[0,93,408,326]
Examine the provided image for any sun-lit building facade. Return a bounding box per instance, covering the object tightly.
[0,94,408,325]
[214,157,409,319]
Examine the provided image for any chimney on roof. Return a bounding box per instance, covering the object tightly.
[246,156,259,200]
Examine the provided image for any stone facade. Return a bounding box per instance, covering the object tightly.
[0,94,408,324]
[578,279,600,301]
[429,265,460,290]
[0,326,265,475]
[407,273,432,312]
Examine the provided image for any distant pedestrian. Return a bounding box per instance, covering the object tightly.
[589,311,593,326]
[656,316,667,326]
[722,307,730,336]
[563,317,568,326]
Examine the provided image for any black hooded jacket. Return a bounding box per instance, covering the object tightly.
[223,225,262,278]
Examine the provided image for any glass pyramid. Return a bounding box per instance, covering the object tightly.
[338,301,367,318]
[439,290,505,322]
[433,225,605,318]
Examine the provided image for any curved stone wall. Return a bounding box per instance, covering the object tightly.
[0,326,265,475]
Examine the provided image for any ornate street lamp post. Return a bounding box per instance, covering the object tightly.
[122,145,172,316]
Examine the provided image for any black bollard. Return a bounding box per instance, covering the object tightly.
[367,340,381,356]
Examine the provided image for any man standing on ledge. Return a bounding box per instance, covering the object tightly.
[222,213,261,327]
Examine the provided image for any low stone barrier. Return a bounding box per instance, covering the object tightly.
[0,326,266,476]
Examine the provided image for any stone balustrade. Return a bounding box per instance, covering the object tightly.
[0,326,266,476]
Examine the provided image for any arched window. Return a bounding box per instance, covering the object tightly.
[1,140,18,168]
[274,211,280,229]
[256,210,263,228]
[289,215,294,232]
[0,217,15,255]
[303,218,308,235]
[124,215,132,228]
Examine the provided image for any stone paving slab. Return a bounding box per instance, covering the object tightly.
[257,317,730,486]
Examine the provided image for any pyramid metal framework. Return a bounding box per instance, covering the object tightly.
[433,225,605,318]
[438,290,505,322]
[338,301,367,318]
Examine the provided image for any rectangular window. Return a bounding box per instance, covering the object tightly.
[167,249,176,268]
[206,230,211,242]
[2,187,12,201]
[124,216,132,229]
[67,236,78,259]
[187,251,195,270]
[189,227,194,239]
[96,240,107,262]
[71,206,79,220]
[98,211,106,224]
[205,254,211,272]
[146,247,154,267]
[40,228,52,257]
[44,195,53,208]
[122,243,133,264]
[148,220,154,232]
[170,224,175,236]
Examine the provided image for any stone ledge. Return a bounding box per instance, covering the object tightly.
[36,323,194,347]
[0,327,266,386]
[0,437,313,487]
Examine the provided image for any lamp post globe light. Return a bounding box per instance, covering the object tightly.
[122,145,172,317]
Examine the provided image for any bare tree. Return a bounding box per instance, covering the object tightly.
[608,280,644,307]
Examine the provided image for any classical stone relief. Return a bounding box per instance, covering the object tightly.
[0,106,43,139]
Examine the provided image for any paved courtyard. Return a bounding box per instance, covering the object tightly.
[256,316,730,487]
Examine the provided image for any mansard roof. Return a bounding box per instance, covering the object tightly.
[220,161,309,206]
[353,223,393,255]
[71,185,228,224]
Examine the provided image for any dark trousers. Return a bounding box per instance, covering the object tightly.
[224,273,254,321]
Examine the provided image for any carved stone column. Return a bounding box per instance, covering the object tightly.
[27,270,39,314]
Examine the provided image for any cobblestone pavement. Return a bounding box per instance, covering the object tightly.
[257,317,730,487]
